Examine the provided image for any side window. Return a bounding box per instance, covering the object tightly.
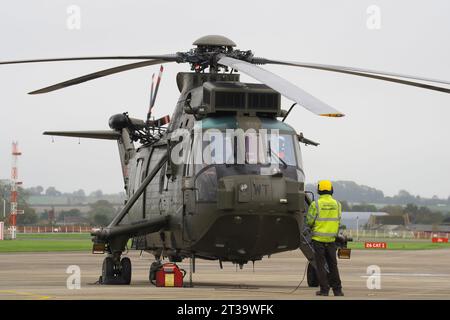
[144,146,166,215]
[294,138,303,170]
[147,146,165,173]
[195,166,218,202]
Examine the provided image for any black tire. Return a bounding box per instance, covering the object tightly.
[307,263,319,287]
[102,257,115,283]
[120,257,132,285]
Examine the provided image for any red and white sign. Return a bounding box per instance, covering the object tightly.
[432,237,448,243]
[364,242,387,249]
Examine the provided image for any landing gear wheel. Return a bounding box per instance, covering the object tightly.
[101,256,132,285]
[120,257,132,285]
[101,257,115,284]
[149,261,162,284]
[307,263,319,287]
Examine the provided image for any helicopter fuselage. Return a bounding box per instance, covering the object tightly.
[119,72,307,266]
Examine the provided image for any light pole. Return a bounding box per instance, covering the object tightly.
[356,215,359,241]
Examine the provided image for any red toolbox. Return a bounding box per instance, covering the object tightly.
[155,263,184,287]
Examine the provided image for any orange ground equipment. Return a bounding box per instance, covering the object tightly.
[155,263,186,287]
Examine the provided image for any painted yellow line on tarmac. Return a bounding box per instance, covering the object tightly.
[0,290,51,300]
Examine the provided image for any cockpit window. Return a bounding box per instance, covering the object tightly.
[191,130,304,186]
[268,134,297,167]
[196,131,301,168]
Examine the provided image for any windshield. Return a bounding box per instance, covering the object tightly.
[196,130,302,168]
[190,130,304,201]
[190,130,305,202]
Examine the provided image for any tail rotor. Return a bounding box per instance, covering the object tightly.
[146,65,170,129]
[147,73,155,122]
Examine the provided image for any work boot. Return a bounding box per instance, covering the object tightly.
[333,288,344,296]
[316,290,329,296]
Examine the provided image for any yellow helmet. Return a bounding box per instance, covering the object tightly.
[317,180,333,194]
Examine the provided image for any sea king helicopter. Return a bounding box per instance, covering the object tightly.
[1,35,449,286]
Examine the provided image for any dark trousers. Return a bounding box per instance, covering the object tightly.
[312,240,342,292]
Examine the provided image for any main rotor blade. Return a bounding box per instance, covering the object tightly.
[257,58,450,94]
[0,54,178,65]
[218,56,344,117]
[29,59,173,94]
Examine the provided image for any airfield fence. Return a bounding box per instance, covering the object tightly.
[16,225,94,233]
[12,226,450,239]
[345,229,449,240]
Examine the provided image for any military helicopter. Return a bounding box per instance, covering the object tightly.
[1,35,449,286]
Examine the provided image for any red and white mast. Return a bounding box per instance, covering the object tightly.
[9,141,22,239]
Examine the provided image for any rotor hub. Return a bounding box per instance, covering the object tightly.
[193,35,236,48]
[178,35,251,73]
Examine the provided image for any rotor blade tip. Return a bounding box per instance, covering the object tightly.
[28,88,48,94]
[320,113,345,118]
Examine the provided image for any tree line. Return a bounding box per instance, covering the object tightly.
[306,180,450,207]
[48,200,118,226]
[0,182,120,226]
[337,201,449,225]
[306,181,450,225]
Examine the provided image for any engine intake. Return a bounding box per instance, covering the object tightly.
[201,82,281,117]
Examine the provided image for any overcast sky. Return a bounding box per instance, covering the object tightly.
[0,0,449,198]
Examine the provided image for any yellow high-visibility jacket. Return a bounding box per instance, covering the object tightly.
[306,194,342,243]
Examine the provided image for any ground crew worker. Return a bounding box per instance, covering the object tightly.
[306,180,344,296]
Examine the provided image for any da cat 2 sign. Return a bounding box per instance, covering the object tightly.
[432,237,448,243]
[365,242,387,249]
